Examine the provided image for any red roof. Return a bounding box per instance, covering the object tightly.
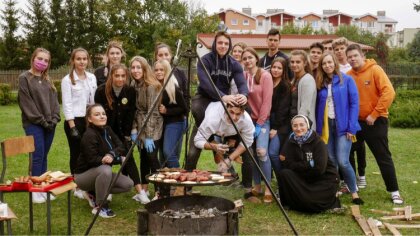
[197,33,374,51]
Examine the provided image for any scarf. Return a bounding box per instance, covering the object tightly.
[292,129,313,145]
[112,85,122,97]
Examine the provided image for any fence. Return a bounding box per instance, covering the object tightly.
[0,67,195,91]
[0,65,418,90]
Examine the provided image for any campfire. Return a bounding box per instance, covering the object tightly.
[138,195,239,235]
[157,206,227,219]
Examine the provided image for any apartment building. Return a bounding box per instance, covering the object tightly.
[216,8,398,35]
[388,28,420,48]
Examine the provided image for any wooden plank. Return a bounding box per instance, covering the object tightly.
[370,209,396,216]
[351,205,373,236]
[367,217,382,236]
[381,213,420,220]
[389,224,420,229]
[49,182,77,196]
[384,223,402,236]
[404,206,412,220]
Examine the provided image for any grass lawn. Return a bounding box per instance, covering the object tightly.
[0,104,419,235]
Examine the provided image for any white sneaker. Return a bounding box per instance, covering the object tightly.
[132,190,150,204]
[107,194,113,201]
[73,189,85,199]
[32,192,46,204]
[151,192,160,201]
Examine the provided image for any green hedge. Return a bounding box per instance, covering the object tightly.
[389,90,420,128]
[0,83,14,105]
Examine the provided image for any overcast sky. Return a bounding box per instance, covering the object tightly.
[9,0,420,32]
[201,0,420,31]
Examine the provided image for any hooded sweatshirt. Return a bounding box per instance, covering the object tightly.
[347,59,395,120]
[197,35,248,101]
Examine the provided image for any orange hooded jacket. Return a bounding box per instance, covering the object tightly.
[347,59,395,120]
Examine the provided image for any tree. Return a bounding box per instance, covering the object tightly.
[388,48,410,63]
[407,30,420,61]
[280,23,300,34]
[335,25,376,47]
[0,0,25,69]
[46,0,67,68]
[414,1,420,12]
[375,32,389,66]
[22,0,49,57]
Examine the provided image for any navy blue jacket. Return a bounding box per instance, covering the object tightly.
[197,35,248,100]
[315,73,361,136]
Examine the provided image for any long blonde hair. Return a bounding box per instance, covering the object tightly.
[154,59,178,104]
[69,48,91,85]
[129,56,161,92]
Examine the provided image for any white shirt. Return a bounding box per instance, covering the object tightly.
[339,63,352,74]
[194,102,255,149]
[327,84,335,119]
[62,71,97,120]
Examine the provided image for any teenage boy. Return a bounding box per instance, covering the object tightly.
[333,37,352,73]
[194,102,258,202]
[308,42,324,77]
[259,28,293,78]
[346,44,403,204]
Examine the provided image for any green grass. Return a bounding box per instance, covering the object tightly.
[0,104,419,235]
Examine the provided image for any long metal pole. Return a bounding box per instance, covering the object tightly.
[195,44,299,235]
[85,58,181,235]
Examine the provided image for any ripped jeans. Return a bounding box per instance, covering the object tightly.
[252,121,272,185]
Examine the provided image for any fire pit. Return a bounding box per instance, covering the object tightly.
[137,195,239,235]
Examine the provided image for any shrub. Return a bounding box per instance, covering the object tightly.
[389,90,420,128]
[0,83,13,105]
[53,80,62,104]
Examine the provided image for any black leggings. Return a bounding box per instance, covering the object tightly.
[64,117,86,175]
[139,140,161,184]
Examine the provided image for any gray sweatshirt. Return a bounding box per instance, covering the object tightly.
[18,71,61,128]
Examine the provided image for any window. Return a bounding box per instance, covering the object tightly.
[243,19,249,26]
[258,20,263,27]
[231,19,238,25]
[367,21,375,28]
[312,21,318,28]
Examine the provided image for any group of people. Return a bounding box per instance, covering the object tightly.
[16,28,403,218]
[187,28,403,212]
[18,42,189,218]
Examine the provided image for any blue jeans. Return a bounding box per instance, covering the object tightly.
[253,121,272,185]
[327,119,357,193]
[162,121,185,168]
[268,133,282,179]
[24,124,55,176]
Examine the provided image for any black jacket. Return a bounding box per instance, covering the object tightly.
[161,86,188,124]
[94,66,109,87]
[94,84,136,140]
[196,34,248,101]
[173,68,191,113]
[270,79,291,134]
[75,125,125,174]
[281,132,338,183]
